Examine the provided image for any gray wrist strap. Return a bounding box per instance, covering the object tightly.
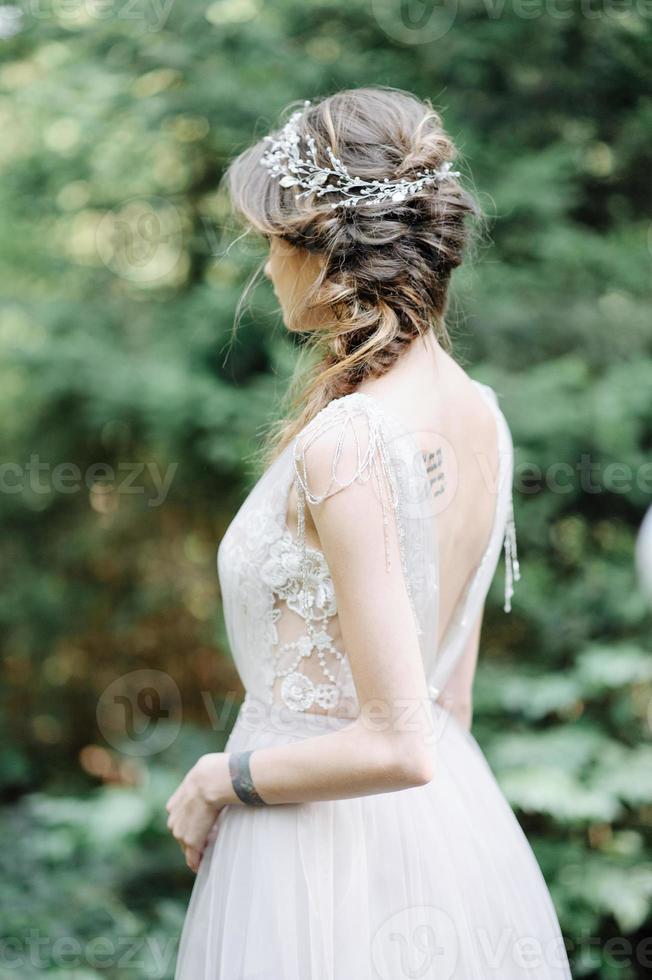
[228,750,267,806]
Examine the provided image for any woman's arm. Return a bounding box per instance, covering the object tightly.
[166,422,437,867]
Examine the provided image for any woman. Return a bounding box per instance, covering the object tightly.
[167,88,572,979]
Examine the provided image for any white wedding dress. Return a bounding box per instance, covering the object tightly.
[174,381,572,979]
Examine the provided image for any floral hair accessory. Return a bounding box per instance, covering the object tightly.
[260,100,461,210]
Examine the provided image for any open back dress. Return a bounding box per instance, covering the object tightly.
[174,380,572,980]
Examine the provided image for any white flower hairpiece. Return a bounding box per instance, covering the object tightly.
[260,100,461,210]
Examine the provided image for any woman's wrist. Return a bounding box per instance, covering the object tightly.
[227,749,268,806]
[194,752,241,808]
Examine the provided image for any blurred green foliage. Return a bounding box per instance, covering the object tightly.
[0,1,651,977]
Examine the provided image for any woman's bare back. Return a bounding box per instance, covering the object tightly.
[287,332,501,654]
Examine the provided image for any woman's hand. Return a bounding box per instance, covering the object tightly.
[165,752,236,873]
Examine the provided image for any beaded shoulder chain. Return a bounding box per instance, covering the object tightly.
[292,394,424,636]
[502,495,521,613]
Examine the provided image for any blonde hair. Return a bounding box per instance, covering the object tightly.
[225,86,481,467]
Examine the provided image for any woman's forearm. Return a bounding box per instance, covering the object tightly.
[251,717,434,804]
[202,714,436,809]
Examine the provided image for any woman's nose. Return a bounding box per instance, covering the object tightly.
[263,260,271,280]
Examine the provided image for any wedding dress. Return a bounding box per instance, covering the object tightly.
[174,380,572,979]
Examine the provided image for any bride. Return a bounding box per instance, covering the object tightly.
[166,87,572,979]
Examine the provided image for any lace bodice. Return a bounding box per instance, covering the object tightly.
[217,381,519,718]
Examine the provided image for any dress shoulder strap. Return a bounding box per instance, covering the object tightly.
[429,382,521,693]
[475,382,521,613]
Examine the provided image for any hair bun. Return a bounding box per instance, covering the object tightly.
[226,86,481,456]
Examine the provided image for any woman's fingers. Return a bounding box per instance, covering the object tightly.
[168,814,205,856]
[165,788,179,812]
[165,771,226,871]
[184,845,201,873]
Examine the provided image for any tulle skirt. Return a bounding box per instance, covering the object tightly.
[174,696,572,979]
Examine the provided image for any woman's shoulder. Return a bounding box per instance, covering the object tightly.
[292,391,388,505]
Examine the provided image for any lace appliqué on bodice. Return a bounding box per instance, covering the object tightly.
[221,484,356,714]
[275,393,426,714]
[263,528,353,712]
